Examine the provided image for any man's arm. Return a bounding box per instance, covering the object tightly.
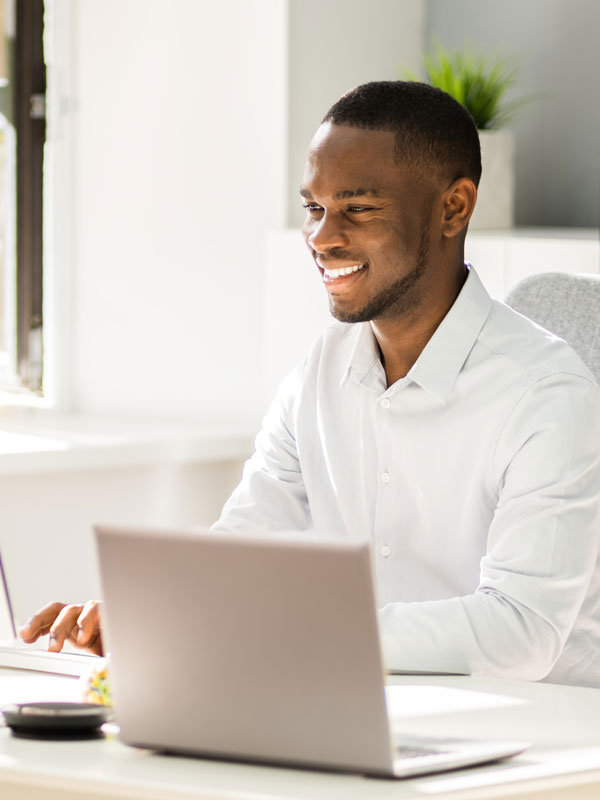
[379,373,600,682]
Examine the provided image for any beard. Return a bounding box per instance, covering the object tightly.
[329,224,430,324]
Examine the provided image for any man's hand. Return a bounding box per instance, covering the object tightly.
[19,600,104,656]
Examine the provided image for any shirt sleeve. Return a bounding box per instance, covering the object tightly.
[211,364,313,536]
[379,372,600,681]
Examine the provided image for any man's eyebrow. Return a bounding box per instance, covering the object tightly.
[299,187,381,200]
[334,188,380,200]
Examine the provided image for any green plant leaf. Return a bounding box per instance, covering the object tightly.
[404,42,528,130]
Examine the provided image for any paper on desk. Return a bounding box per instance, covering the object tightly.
[415,746,600,794]
[385,685,527,719]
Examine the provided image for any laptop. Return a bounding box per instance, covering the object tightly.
[95,525,529,778]
[0,548,95,677]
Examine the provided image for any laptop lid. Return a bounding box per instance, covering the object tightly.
[95,525,396,775]
[0,549,17,641]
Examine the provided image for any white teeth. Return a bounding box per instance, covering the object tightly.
[323,264,366,279]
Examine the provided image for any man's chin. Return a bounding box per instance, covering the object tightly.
[329,301,369,324]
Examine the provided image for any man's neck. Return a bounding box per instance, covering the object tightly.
[371,264,468,387]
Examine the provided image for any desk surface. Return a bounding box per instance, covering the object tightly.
[1,667,600,800]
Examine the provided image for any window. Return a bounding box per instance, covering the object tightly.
[0,0,45,394]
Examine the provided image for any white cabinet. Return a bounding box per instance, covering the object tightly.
[466,228,599,299]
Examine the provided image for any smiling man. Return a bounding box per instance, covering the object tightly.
[21,82,600,687]
[212,82,600,687]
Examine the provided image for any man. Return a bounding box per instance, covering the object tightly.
[20,82,600,686]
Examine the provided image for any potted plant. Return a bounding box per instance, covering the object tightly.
[407,44,526,229]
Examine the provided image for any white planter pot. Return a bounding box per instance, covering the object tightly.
[469,129,514,230]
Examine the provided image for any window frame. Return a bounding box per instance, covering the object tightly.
[14,0,45,393]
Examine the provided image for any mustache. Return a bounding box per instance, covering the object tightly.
[314,250,366,266]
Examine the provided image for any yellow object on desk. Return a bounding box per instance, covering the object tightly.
[79,657,112,707]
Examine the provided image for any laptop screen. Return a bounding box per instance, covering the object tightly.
[0,549,17,641]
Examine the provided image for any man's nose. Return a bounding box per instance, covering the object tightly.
[306,212,348,253]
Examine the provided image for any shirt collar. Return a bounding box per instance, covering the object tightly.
[342,322,382,387]
[343,265,493,403]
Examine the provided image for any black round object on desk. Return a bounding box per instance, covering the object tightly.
[1,701,111,739]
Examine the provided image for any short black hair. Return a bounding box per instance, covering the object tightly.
[322,81,481,186]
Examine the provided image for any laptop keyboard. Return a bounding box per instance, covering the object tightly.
[0,643,93,677]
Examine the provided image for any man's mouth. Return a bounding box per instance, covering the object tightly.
[319,263,368,282]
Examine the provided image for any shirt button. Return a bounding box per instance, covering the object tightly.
[380,544,392,558]
[380,397,391,409]
[380,472,391,484]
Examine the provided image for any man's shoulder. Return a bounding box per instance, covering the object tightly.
[480,298,597,387]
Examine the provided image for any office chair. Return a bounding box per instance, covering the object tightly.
[505,272,600,382]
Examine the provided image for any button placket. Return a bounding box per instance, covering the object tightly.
[372,390,399,600]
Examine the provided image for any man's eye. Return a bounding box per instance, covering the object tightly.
[303,203,323,213]
[347,206,372,213]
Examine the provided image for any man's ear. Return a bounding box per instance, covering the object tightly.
[440,178,477,238]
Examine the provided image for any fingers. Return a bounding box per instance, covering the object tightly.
[48,604,85,652]
[74,601,104,656]
[19,601,68,644]
[19,600,104,656]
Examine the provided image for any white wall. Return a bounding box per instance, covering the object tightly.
[46,0,287,426]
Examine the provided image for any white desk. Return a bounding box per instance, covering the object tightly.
[1,667,600,800]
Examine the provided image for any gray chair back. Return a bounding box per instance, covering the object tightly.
[505,272,600,382]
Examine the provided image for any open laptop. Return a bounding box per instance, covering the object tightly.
[0,548,95,677]
[95,525,529,779]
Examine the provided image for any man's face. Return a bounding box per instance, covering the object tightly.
[300,123,440,324]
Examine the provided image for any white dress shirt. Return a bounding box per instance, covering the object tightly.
[213,266,600,687]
